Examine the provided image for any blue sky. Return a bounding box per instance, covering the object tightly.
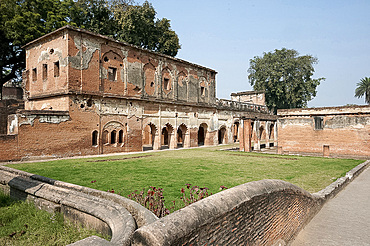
[144,0,370,107]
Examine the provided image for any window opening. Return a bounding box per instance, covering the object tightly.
[111,130,117,144]
[108,67,117,81]
[92,131,98,146]
[163,78,170,90]
[118,130,123,144]
[32,68,37,82]
[42,64,48,80]
[200,86,205,96]
[54,61,60,77]
[314,117,324,130]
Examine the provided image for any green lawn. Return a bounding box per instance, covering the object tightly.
[7,144,363,209]
[0,191,107,246]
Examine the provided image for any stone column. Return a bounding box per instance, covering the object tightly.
[274,122,278,147]
[254,121,260,151]
[265,122,270,149]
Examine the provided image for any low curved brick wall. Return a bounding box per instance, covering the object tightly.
[132,160,369,246]
[0,166,157,245]
[132,180,323,246]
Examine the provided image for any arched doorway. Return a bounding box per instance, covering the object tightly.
[233,121,239,142]
[161,123,174,149]
[177,124,188,148]
[198,123,207,146]
[162,127,169,146]
[218,126,227,144]
[143,123,156,151]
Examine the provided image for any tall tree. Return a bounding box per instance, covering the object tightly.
[113,1,181,56]
[1,0,181,94]
[355,77,370,104]
[248,48,325,113]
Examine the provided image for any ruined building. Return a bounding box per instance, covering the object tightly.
[277,105,370,158]
[0,26,277,161]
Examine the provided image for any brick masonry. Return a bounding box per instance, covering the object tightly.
[277,105,370,158]
[0,26,276,162]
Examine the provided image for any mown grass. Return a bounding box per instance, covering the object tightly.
[7,144,363,209]
[0,191,107,246]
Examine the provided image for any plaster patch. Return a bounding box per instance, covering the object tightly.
[69,37,100,70]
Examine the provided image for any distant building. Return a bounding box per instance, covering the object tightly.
[230,91,266,106]
[277,105,370,158]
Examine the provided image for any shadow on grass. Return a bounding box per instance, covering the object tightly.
[0,192,17,207]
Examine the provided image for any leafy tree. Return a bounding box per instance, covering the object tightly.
[1,0,180,98]
[114,1,181,56]
[71,0,120,37]
[248,48,325,113]
[355,77,370,104]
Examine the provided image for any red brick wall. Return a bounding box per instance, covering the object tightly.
[0,135,19,161]
[132,180,322,246]
[278,114,370,157]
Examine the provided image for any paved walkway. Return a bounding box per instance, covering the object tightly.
[292,166,370,246]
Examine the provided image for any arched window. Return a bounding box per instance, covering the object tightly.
[110,130,117,144]
[92,130,98,146]
[118,130,124,144]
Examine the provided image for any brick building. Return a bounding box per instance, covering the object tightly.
[230,90,266,106]
[277,105,370,158]
[0,26,276,161]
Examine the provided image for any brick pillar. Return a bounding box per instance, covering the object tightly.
[153,132,161,150]
[184,133,190,148]
[169,132,177,149]
[323,145,330,157]
[240,119,252,152]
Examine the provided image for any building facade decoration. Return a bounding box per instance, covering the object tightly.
[0,26,276,161]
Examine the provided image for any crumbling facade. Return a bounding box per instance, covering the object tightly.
[277,105,370,158]
[231,90,266,106]
[0,26,276,161]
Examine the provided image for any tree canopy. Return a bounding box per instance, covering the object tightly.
[355,77,370,104]
[0,0,180,94]
[248,48,325,113]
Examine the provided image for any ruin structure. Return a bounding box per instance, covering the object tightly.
[0,26,277,161]
[278,105,370,158]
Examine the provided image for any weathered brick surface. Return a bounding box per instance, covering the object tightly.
[132,180,323,246]
[278,106,370,158]
[0,135,19,161]
[0,25,276,161]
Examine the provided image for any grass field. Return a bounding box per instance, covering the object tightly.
[7,144,363,209]
[0,191,107,246]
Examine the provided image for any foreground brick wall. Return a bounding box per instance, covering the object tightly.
[132,180,323,246]
[278,105,370,158]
